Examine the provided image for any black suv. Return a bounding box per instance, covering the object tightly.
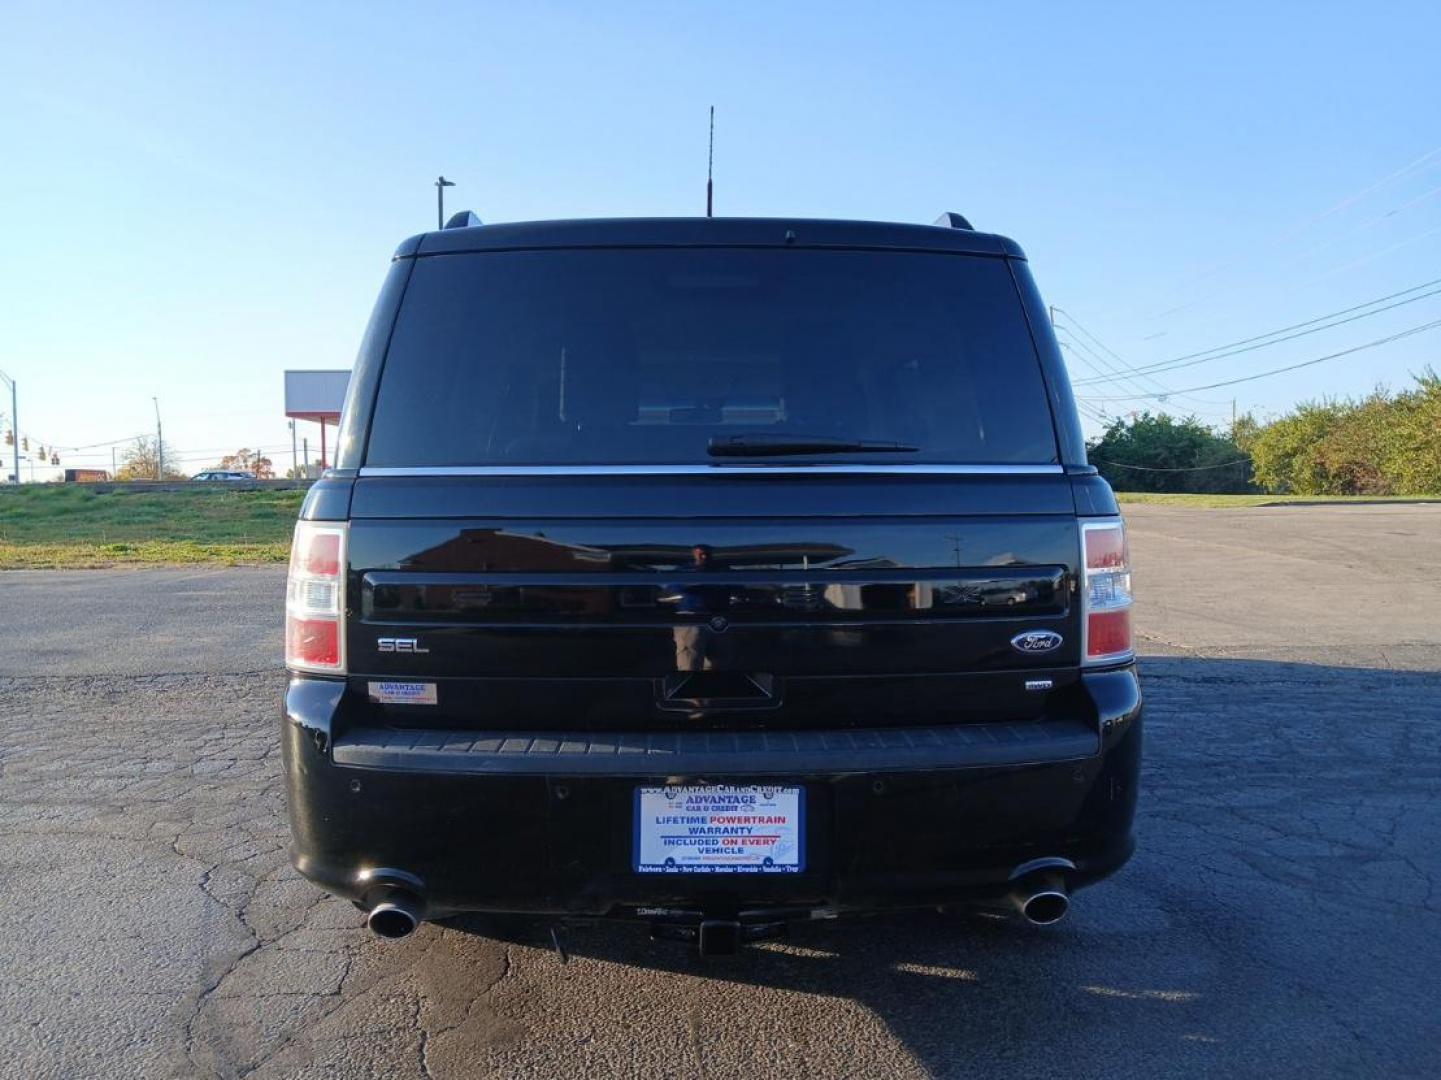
[282,214,1140,953]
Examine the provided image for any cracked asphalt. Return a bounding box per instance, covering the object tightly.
[1,503,1438,1078]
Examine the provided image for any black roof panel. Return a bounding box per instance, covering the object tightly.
[397,217,1025,260]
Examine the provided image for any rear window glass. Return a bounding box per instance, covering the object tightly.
[365,249,1057,466]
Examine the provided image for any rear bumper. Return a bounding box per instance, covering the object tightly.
[282,668,1142,917]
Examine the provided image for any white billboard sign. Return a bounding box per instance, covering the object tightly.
[284,369,350,418]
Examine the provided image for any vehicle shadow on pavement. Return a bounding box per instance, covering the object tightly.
[438,905,1220,1076]
[431,655,1441,1078]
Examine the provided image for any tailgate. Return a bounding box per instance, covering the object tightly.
[344,473,1083,730]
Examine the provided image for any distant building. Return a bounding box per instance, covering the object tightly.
[284,369,349,470]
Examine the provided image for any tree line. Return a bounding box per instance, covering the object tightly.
[1088,370,1441,495]
[112,438,282,481]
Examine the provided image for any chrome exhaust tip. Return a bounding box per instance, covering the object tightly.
[1005,857,1074,926]
[1016,886,1070,926]
[366,892,424,939]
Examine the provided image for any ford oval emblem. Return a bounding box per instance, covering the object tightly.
[1011,630,1063,654]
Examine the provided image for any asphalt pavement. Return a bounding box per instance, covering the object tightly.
[1,503,1438,1078]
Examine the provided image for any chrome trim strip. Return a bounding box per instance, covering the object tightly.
[357,464,1065,477]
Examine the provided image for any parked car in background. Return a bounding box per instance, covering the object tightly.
[282,213,1141,955]
[192,470,255,482]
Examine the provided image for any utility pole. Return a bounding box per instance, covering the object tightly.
[289,419,298,477]
[0,368,17,484]
[303,437,309,474]
[111,446,117,478]
[152,396,163,480]
[436,175,455,229]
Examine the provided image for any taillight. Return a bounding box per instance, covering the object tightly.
[1081,519,1133,665]
[286,521,348,674]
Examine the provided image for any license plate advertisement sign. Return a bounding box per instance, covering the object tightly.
[634,785,804,874]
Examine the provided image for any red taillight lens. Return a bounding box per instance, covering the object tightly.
[287,617,340,668]
[304,532,341,577]
[1087,609,1132,658]
[1084,523,1128,569]
[286,522,347,673]
[1081,519,1133,664]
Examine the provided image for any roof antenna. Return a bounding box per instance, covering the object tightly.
[706,106,715,218]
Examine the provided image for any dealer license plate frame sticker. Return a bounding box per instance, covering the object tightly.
[634,785,805,874]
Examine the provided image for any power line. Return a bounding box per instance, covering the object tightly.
[1284,180,1441,267]
[1073,277,1441,385]
[1061,339,1234,418]
[1082,317,1441,401]
[57,446,296,470]
[152,446,292,461]
[61,441,294,460]
[1059,338,1170,403]
[20,433,294,466]
[1307,144,1441,223]
[1048,306,1195,409]
[1074,400,1114,427]
[1297,220,1441,290]
[1053,310,1233,408]
[1053,307,1126,363]
[51,432,152,451]
[1148,144,1441,318]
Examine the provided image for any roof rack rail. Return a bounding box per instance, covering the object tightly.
[444,210,484,229]
[932,211,974,231]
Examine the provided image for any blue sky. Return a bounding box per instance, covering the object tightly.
[3,1,1440,475]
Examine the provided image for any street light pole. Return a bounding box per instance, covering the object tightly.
[0,368,17,485]
[436,175,455,229]
[152,396,163,480]
[2,374,16,484]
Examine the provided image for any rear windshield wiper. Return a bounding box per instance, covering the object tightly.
[707,434,921,457]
